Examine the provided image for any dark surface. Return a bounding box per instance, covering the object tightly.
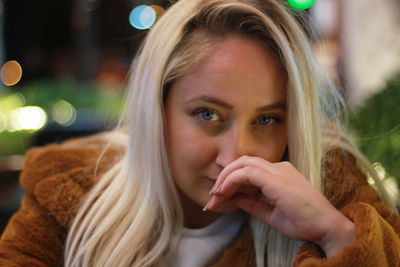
[0,170,22,234]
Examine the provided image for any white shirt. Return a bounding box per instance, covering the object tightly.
[169,211,245,267]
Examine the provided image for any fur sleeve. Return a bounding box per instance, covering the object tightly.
[293,149,400,266]
[0,194,66,266]
[0,134,123,266]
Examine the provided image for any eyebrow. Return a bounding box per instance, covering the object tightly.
[256,101,286,112]
[184,96,286,111]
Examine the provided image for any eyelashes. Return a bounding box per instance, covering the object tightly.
[193,108,221,122]
[192,107,283,126]
[255,115,282,125]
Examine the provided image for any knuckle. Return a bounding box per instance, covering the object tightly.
[241,165,253,174]
[277,160,292,168]
[243,165,259,178]
[239,155,251,162]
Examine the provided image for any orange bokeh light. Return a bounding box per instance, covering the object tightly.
[1,60,23,86]
[150,5,165,19]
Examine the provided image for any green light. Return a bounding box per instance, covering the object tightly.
[287,0,316,10]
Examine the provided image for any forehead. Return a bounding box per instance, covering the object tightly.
[170,36,287,106]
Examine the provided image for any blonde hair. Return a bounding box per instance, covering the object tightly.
[65,0,398,266]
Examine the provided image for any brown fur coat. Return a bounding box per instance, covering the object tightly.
[0,135,399,266]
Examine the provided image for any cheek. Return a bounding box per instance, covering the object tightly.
[261,142,286,163]
[276,131,288,161]
[262,128,288,163]
[166,121,217,176]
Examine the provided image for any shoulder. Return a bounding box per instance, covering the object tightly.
[19,131,125,227]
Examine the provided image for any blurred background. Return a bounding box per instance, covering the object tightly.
[0,0,399,232]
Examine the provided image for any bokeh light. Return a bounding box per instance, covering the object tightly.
[149,5,165,19]
[1,60,23,86]
[287,0,316,10]
[52,99,77,126]
[129,5,157,30]
[0,93,25,112]
[0,112,6,132]
[9,106,47,131]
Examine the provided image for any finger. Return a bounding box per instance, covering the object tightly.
[231,194,275,224]
[213,200,239,213]
[216,165,281,202]
[205,184,260,210]
[211,177,260,197]
[211,156,274,194]
[205,195,228,210]
[206,166,269,210]
[211,156,271,193]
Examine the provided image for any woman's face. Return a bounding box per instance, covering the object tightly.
[164,36,287,227]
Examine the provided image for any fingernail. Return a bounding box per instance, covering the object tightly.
[209,188,214,195]
[203,201,210,211]
[210,184,218,195]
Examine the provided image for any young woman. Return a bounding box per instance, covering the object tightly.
[1,0,399,266]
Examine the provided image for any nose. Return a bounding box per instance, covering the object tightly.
[215,124,256,168]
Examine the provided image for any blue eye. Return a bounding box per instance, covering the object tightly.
[256,115,277,125]
[194,108,220,122]
[197,110,218,121]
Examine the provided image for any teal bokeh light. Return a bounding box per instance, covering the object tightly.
[287,0,316,10]
[129,5,157,30]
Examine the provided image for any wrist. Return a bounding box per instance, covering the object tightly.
[318,214,356,257]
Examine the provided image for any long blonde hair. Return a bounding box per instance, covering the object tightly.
[65,0,398,266]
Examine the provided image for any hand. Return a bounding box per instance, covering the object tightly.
[205,155,355,257]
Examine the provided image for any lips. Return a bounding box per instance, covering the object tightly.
[204,176,217,183]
